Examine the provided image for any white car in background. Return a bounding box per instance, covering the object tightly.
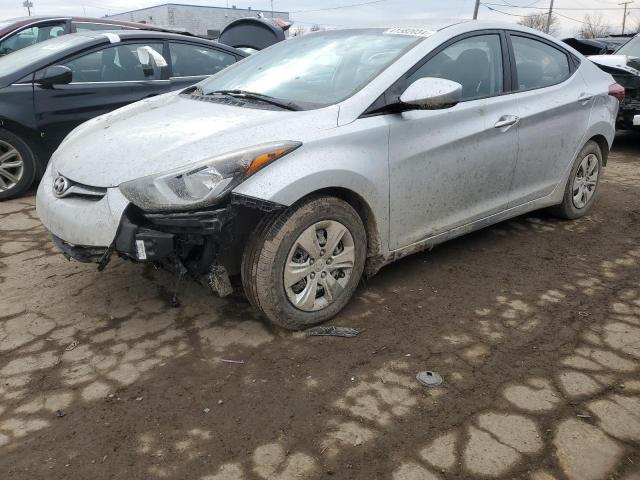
[37,21,620,329]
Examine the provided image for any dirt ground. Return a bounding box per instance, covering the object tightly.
[1,133,640,480]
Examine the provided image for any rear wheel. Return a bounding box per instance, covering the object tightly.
[0,129,37,201]
[549,140,602,220]
[242,195,367,330]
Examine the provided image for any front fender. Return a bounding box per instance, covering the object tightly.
[232,119,391,256]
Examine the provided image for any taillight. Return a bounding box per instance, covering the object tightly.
[608,83,625,103]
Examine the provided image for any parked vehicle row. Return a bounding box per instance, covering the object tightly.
[0,30,248,198]
[0,15,293,199]
[35,23,621,329]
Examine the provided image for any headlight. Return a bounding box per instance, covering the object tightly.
[119,141,301,211]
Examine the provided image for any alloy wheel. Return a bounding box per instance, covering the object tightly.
[0,140,24,192]
[572,153,599,209]
[284,220,355,312]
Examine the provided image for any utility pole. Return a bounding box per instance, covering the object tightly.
[23,0,33,16]
[620,1,634,34]
[473,0,480,19]
[546,0,555,33]
[270,0,274,18]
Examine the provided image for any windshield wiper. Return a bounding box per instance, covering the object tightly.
[206,89,301,111]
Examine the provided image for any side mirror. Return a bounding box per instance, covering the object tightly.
[400,77,463,110]
[36,65,72,87]
[136,46,168,77]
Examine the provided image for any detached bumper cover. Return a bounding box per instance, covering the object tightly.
[50,235,110,263]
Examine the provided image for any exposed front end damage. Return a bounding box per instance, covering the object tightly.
[53,194,284,298]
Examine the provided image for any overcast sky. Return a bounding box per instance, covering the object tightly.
[4,0,639,37]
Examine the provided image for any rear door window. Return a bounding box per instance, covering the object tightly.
[511,35,571,90]
[0,22,67,56]
[63,43,165,82]
[169,42,236,77]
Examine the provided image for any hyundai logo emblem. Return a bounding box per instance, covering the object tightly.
[53,175,70,198]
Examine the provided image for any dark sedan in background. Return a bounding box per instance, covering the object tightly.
[0,30,248,199]
[0,15,179,57]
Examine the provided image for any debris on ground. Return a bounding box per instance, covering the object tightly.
[305,326,362,337]
[221,359,245,364]
[64,340,79,351]
[416,370,444,387]
[217,400,223,405]
[55,409,66,418]
[135,397,143,401]
[203,408,211,413]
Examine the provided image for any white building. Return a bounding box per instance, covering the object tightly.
[105,3,290,38]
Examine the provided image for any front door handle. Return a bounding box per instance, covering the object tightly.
[494,115,519,130]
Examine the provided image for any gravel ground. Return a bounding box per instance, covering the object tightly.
[0,133,639,480]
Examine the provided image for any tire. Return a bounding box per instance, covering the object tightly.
[242,195,367,330]
[549,140,603,220]
[0,129,37,201]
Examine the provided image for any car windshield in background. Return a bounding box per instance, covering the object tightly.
[0,33,90,77]
[199,29,423,109]
[615,36,640,57]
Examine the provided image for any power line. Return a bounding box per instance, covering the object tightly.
[497,0,541,8]
[483,2,639,10]
[290,0,390,14]
[481,2,593,24]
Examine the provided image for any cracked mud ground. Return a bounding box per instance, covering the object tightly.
[1,134,640,480]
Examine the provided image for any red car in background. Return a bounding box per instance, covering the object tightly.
[0,16,179,57]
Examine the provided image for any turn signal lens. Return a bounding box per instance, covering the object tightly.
[248,145,299,175]
[608,83,625,103]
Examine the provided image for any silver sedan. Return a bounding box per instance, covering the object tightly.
[37,21,620,329]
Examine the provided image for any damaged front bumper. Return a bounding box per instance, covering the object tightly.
[42,191,283,296]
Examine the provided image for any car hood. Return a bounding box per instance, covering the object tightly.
[588,54,640,76]
[53,91,339,188]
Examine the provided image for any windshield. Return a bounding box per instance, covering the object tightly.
[615,36,640,57]
[199,29,423,109]
[0,33,89,77]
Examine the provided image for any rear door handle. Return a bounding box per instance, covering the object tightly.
[578,93,594,104]
[494,115,519,130]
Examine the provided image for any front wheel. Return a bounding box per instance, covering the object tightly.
[241,195,367,330]
[549,140,602,220]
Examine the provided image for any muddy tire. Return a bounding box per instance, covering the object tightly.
[241,195,367,330]
[549,140,602,220]
[0,129,37,201]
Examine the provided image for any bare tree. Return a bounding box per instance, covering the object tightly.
[291,25,305,37]
[578,13,611,38]
[518,12,559,36]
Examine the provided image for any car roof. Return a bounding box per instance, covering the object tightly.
[0,15,192,38]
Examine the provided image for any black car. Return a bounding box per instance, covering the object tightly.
[0,30,247,199]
